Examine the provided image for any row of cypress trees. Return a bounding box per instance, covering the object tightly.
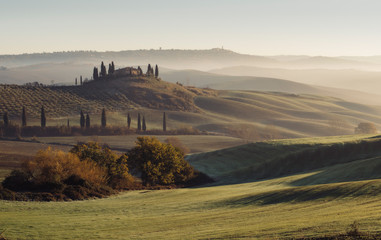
[75,76,83,86]
[2,106,32,128]
[128,112,166,131]
[2,107,167,132]
[79,108,107,128]
[93,61,116,80]
[146,64,159,77]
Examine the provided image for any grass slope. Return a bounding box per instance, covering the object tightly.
[190,91,381,139]
[187,134,381,185]
[2,135,381,239]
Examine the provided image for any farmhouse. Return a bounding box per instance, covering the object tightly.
[114,67,141,77]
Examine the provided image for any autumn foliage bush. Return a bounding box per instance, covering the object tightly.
[70,142,135,189]
[1,147,113,200]
[1,138,212,201]
[127,137,195,186]
[24,147,107,187]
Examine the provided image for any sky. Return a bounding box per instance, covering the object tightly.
[1,0,381,56]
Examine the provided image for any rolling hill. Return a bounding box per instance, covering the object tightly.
[2,76,381,139]
[187,134,381,185]
[1,49,380,70]
[2,135,381,239]
[209,65,381,97]
[0,76,213,119]
[160,69,381,106]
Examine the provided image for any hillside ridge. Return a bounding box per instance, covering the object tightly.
[0,76,214,118]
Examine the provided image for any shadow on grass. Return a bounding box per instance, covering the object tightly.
[212,180,381,207]
[290,157,381,187]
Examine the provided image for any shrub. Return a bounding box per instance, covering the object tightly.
[1,147,108,195]
[0,184,15,200]
[355,122,378,134]
[2,170,31,191]
[127,137,195,186]
[23,147,107,187]
[70,142,134,188]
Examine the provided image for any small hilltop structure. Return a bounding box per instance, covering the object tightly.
[74,62,160,85]
[89,61,159,83]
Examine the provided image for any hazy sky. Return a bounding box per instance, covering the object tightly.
[1,0,381,56]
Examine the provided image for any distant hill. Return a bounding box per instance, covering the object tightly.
[0,49,276,70]
[161,69,381,106]
[208,66,381,103]
[1,49,380,70]
[0,62,93,85]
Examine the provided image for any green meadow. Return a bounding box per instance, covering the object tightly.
[1,134,381,239]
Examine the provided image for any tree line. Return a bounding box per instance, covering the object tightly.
[2,106,167,132]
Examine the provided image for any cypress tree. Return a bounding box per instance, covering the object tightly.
[41,106,46,128]
[163,112,166,132]
[101,108,106,127]
[93,67,99,81]
[108,63,112,75]
[127,113,131,129]
[138,66,142,76]
[147,64,151,75]
[75,78,78,86]
[22,106,27,127]
[155,64,159,78]
[111,61,115,73]
[80,110,85,128]
[142,116,146,131]
[67,119,70,128]
[100,62,107,78]
[86,113,90,128]
[80,75,83,84]
[3,112,8,128]
[137,113,141,131]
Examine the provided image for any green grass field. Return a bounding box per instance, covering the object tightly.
[1,134,381,239]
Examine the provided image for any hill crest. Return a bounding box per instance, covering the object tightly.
[0,76,215,119]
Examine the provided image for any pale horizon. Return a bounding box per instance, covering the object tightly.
[1,0,381,56]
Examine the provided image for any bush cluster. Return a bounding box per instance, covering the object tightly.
[1,137,211,201]
[127,137,195,186]
[1,147,112,200]
[70,142,134,189]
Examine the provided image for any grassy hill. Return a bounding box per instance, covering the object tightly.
[187,134,381,185]
[1,135,381,239]
[0,76,214,119]
[2,77,381,139]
